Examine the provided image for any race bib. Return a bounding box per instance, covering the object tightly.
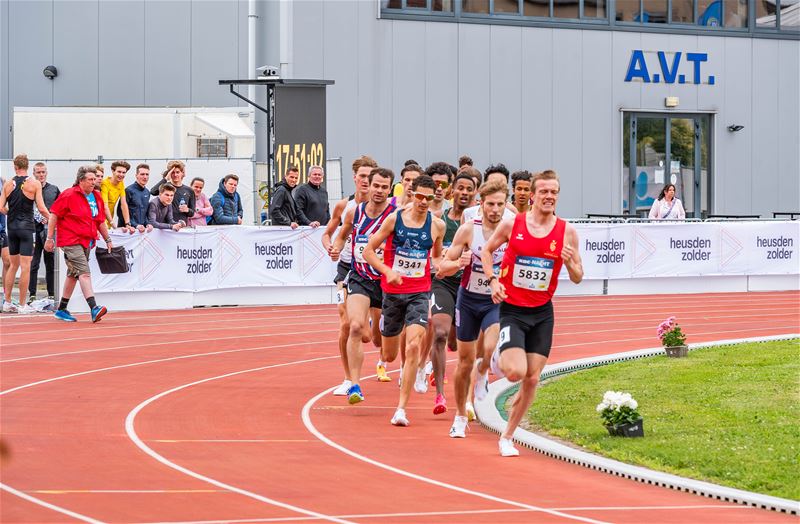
[467,262,500,295]
[343,234,352,257]
[512,256,553,291]
[354,234,369,263]
[392,247,427,278]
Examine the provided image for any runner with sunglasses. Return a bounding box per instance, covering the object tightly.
[363,174,445,427]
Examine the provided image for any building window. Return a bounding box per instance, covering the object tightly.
[381,0,800,36]
[197,138,228,158]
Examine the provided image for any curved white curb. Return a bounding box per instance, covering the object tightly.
[474,334,800,515]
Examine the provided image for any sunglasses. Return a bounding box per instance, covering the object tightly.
[411,191,435,202]
[435,180,450,189]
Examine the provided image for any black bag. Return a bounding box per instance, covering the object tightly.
[95,245,129,274]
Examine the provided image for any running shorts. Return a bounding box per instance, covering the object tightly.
[7,228,35,257]
[346,271,383,310]
[455,287,500,342]
[496,301,555,357]
[430,277,458,318]
[380,292,430,337]
[333,259,350,285]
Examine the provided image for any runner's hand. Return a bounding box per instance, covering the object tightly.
[490,280,506,304]
[386,270,403,286]
[561,243,576,264]
[459,248,472,269]
[329,247,340,262]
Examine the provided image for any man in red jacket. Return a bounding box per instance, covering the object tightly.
[45,165,113,323]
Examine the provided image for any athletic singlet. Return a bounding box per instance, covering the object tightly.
[461,218,506,295]
[499,213,566,308]
[339,197,357,264]
[7,176,35,231]
[352,201,396,280]
[437,210,462,283]
[382,210,434,294]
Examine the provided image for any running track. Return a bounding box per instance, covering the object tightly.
[1,291,798,524]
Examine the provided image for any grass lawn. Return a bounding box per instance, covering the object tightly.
[517,339,800,500]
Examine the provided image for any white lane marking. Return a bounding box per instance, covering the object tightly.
[300,388,610,524]
[3,315,339,348]
[150,440,314,443]
[0,339,341,522]
[0,327,336,363]
[0,483,105,524]
[125,359,358,524]
[30,490,226,494]
[131,503,756,524]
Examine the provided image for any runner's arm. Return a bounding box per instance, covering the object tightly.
[0,181,9,213]
[562,223,584,284]
[331,206,355,260]
[322,198,347,253]
[482,219,512,304]
[430,217,445,273]
[436,222,470,278]
[33,181,51,220]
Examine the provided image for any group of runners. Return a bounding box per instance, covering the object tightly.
[321,156,584,456]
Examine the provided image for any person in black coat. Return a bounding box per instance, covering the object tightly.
[269,167,299,228]
[293,165,330,228]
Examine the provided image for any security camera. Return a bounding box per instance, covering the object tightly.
[256,65,280,79]
[43,65,58,79]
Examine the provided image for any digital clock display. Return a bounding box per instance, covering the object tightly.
[273,85,327,185]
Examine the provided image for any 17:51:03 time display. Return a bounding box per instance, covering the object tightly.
[275,142,324,183]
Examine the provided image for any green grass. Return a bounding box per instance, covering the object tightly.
[519,340,800,500]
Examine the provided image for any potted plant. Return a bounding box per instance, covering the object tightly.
[657,316,688,358]
[597,391,644,437]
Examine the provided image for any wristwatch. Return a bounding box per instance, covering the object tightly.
[488,275,497,283]
[105,237,112,243]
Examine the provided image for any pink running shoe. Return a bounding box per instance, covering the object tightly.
[433,393,447,415]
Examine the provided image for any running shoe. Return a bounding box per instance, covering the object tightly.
[433,393,447,415]
[390,408,409,426]
[449,415,468,438]
[18,304,36,315]
[91,305,107,323]
[498,437,520,457]
[414,367,428,394]
[27,294,36,305]
[474,370,489,402]
[465,401,476,422]
[376,363,391,382]
[347,384,364,405]
[332,379,352,396]
[54,309,77,322]
[2,301,18,313]
[490,346,505,378]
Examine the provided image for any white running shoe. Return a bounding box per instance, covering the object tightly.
[424,360,433,376]
[499,437,520,457]
[2,301,18,313]
[474,370,489,402]
[449,415,468,438]
[391,408,409,426]
[414,367,428,394]
[465,401,476,422]
[17,304,36,315]
[332,379,352,396]
[490,347,505,379]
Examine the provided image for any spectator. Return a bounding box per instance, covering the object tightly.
[209,174,243,225]
[649,183,686,219]
[0,154,51,313]
[100,161,134,232]
[94,165,104,191]
[150,160,195,224]
[44,165,111,323]
[293,165,330,228]
[29,162,61,301]
[125,164,153,233]
[270,166,299,228]
[188,177,214,227]
[148,184,184,231]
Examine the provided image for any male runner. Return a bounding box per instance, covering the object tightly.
[363,175,445,427]
[437,180,508,437]
[322,155,378,395]
[425,171,476,415]
[511,170,533,214]
[0,154,51,313]
[482,170,583,456]
[389,164,422,208]
[331,167,396,403]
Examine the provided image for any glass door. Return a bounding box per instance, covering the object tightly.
[623,113,711,218]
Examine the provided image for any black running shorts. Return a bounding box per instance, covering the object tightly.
[333,259,350,285]
[7,228,35,257]
[380,291,430,337]
[346,271,383,310]
[430,278,458,318]
[496,301,555,357]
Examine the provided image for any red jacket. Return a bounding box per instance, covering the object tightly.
[50,186,106,248]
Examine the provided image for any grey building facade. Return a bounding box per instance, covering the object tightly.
[2,0,798,218]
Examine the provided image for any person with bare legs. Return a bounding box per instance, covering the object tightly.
[481,170,583,456]
[45,166,113,323]
[363,175,444,427]
[322,156,377,395]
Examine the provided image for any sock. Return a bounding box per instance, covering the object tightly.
[59,297,70,311]
[377,360,385,367]
[86,296,97,309]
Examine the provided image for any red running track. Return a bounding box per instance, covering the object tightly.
[1,291,798,524]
